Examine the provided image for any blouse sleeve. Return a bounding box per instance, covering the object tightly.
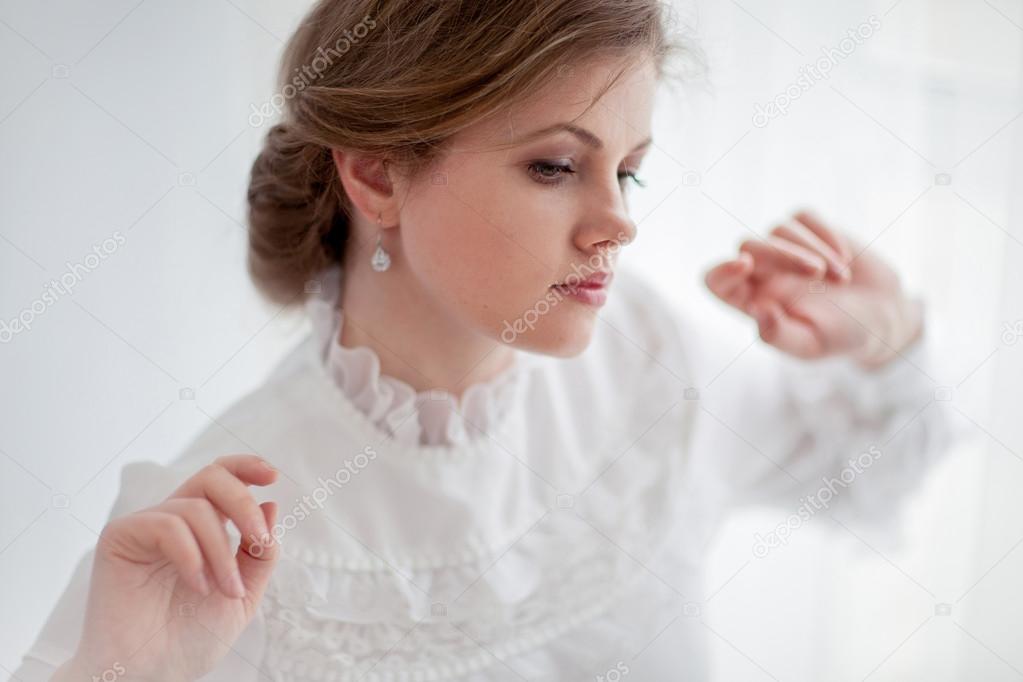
[676,301,960,526]
[8,460,269,682]
[7,549,93,682]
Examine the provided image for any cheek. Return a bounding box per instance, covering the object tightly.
[401,171,559,329]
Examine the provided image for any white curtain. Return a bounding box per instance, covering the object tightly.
[627,0,1023,678]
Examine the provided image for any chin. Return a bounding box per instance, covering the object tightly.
[507,319,597,358]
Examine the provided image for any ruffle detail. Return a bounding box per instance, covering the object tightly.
[305,265,537,447]
[260,508,666,681]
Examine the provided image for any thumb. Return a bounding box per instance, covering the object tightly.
[704,254,753,312]
[236,501,279,604]
[753,300,824,359]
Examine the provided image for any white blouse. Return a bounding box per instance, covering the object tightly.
[307,265,533,447]
[12,267,954,682]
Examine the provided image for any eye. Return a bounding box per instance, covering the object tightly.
[527,160,575,185]
[618,168,647,189]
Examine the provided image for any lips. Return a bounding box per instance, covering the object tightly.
[551,271,613,290]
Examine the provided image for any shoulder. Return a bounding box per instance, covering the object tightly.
[109,335,335,518]
[535,268,697,433]
[590,267,694,380]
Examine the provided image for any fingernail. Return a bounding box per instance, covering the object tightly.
[251,529,274,549]
[255,515,270,540]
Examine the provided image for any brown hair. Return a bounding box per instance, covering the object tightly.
[246,0,695,305]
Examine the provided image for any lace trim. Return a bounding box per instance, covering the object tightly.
[277,511,549,572]
[301,330,544,460]
[305,264,538,447]
[261,511,650,681]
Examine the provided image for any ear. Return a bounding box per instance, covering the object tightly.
[330,148,400,227]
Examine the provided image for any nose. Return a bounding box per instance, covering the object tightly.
[573,180,638,260]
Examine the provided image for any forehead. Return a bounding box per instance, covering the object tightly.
[461,54,658,152]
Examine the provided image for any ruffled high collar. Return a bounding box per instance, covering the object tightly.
[304,264,538,447]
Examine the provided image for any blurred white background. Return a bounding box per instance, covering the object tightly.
[1,0,1021,679]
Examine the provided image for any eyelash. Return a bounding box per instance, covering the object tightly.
[526,161,647,189]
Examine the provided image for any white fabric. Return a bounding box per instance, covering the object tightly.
[10,268,955,682]
[307,265,533,447]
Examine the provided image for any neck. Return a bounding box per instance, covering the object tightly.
[337,261,516,398]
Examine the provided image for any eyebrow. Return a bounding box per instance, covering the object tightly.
[516,122,653,153]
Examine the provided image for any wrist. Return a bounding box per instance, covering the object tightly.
[851,295,924,371]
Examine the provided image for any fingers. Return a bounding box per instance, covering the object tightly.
[750,299,824,359]
[739,237,827,281]
[770,220,850,282]
[706,252,812,316]
[171,455,277,555]
[704,252,754,311]
[792,210,852,262]
[97,457,280,603]
[102,511,210,596]
[236,502,280,607]
[160,498,246,599]
[180,454,278,489]
[242,502,278,563]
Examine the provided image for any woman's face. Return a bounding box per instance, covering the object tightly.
[396,54,657,357]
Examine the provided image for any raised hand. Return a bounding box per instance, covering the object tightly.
[704,210,923,368]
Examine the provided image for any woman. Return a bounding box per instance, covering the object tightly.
[17,0,947,680]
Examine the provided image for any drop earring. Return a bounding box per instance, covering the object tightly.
[370,212,391,272]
